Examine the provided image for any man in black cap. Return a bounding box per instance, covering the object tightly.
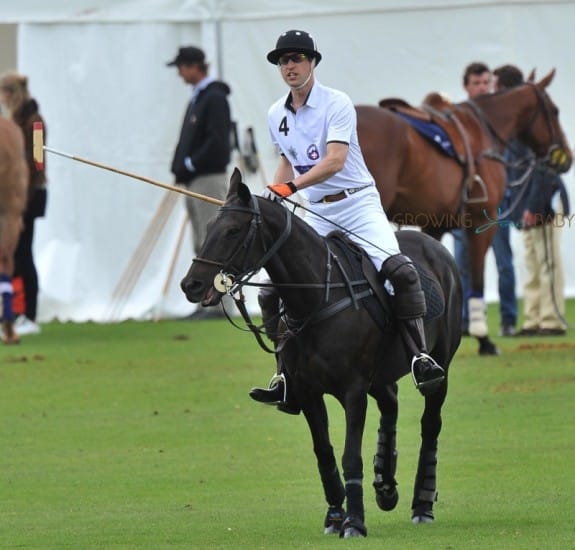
[167,46,232,318]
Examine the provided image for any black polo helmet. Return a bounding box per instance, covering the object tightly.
[266,30,322,65]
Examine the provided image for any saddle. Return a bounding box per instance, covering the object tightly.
[379,95,479,194]
[326,232,444,332]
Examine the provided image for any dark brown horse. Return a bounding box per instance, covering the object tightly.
[0,117,28,344]
[181,169,462,538]
[356,69,572,354]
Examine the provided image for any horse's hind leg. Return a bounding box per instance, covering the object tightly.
[302,398,346,535]
[373,382,399,512]
[411,380,447,523]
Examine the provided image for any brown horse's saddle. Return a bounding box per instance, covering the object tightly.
[326,232,444,333]
[379,95,478,194]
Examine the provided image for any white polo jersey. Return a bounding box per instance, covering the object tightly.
[268,80,374,203]
[267,80,400,268]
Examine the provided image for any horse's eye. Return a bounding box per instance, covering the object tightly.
[227,227,241,237]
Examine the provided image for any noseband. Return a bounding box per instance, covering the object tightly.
[193,195,292,294]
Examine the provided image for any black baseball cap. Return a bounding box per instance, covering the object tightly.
[166,46,205,67]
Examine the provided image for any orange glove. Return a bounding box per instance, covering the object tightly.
[266,181,298,199]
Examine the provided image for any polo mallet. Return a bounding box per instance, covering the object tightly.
[32,122,224,206]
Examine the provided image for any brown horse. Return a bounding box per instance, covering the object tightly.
[0,117,28,344]
[356,69,572,354]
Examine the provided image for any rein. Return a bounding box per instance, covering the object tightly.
[465,83,560,167]
[195,195,376,353]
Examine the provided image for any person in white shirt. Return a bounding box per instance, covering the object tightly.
[250,30,445,413]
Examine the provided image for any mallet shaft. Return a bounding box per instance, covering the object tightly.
[43,145,224,206]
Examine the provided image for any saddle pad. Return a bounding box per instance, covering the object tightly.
[395,111,457,160]
[414,261,445,321]
[326,233,391,333]
[326,232,444,324]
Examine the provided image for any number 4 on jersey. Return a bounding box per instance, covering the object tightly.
[279,116,289,136]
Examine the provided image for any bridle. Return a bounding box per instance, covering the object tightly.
[192,195,375,352]
[465,83,567,169]
[193,194,292,296]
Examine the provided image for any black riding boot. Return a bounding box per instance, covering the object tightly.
[250,370,301,415]
[249,286,301,415]
[380,254,445,396]
[399,317,445,396]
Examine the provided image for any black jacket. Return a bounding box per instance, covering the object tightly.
[171,80,231,183]
[505,140,570,227]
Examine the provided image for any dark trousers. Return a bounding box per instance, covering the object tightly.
[14,213,40,322]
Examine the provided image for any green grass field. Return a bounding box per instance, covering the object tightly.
[1,301,574,549]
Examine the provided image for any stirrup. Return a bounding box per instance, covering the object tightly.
[249,373,287,406]
[410,353,445,392]
[268,373,287,401]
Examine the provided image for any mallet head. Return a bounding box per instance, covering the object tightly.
[32,121,44,170]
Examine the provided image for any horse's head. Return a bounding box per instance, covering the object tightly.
[519,69,572,173]
[180,168,261,306]
[180,168,295,307]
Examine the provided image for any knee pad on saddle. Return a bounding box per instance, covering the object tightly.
[379,254,426,320]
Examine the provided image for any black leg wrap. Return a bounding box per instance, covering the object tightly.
[339,481,367,538]
[380,254,426,319]
[373,425,399,511]
[343,479,364,524]
[258,285,280,344]
[411,449,438,522]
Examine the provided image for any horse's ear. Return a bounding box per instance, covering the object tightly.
[537,68,556,89]
[226,167,251,205]
[227,167,243,197]
[237,181,252,205]
[527,68,536,83]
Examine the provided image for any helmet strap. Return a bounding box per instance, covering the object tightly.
[291,57,315,91]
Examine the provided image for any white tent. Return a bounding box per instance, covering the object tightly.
[2,0,574,322]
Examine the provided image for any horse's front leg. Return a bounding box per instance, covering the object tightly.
[411,379,448,523]
[301,397,346,535]
[340,386,369,538]
[467,229,499,356]
[373,383,399,512]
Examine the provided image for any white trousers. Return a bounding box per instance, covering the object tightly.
[304,186,400,270]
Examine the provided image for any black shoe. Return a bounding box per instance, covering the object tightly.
[249,377,301,415]
[411,354,445,396]
[249,381,285,404]
[515,327,538,337]
[499,324,517,337]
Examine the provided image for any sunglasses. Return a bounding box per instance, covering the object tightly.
[278,53,309,66]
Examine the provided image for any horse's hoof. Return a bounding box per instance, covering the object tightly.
[323,506,345,535]
[375,485,399,511]
[412,504,434,524]
[339,516,367,538]
[478,337,500,356]
[412,513,434,524]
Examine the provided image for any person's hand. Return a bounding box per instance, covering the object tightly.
[261,181,298,201]
[522,209,537,228]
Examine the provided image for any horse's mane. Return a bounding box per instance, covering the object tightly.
[256,196,327,245]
